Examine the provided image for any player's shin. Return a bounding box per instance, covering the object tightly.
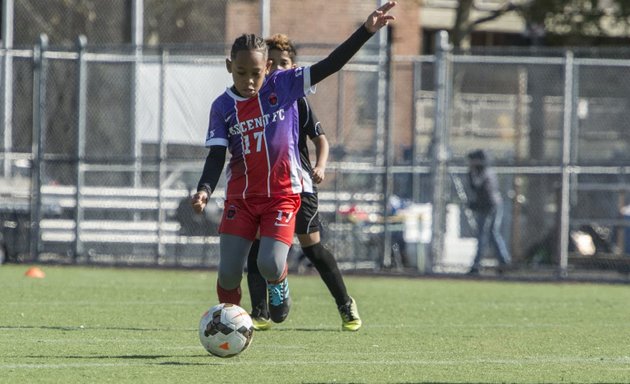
[216,280,242,305]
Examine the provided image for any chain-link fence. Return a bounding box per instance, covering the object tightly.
[12,0,228,47]
[2,4,630,281]
[0,34,387,269]
[394,37,630,280]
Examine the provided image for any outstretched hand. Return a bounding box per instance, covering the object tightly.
[364,1,397,33]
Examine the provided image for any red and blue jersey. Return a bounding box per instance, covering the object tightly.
[205,67,314,199]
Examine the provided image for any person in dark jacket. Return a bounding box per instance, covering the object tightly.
[466,150,511,274]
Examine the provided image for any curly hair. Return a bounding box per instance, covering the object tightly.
[264,33,297,61]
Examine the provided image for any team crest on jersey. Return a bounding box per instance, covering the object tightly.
[268,93,278,106]
[226,205,237,220]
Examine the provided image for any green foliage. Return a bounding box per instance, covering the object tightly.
[455,0,630,48]
[521,0,630,37]
[1,265,629,383]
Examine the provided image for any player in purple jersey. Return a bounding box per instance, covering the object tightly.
[246,34,362,331]
[192,2,397,324]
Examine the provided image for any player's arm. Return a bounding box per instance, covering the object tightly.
[299,98,329,184]
[310,1,396,85]
[311,135,329,184]
[192,145,226,213]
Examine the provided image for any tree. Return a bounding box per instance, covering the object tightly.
[523,0,630,38]
[452,0,630,50]
[452,0,520,50]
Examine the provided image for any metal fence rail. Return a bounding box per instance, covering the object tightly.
[1,34,629,282]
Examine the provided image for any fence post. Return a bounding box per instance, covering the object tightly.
[260,0,270,39]
[131,0,143,191]
[381,25,394,269]
[30,33,48,262]
[374,7,391,269]
[429,30,452,272]
[156,48,168,261]
[558,50,576,278]
[2,0,14,177]
[74,35,88,261]
[411,59,422,203]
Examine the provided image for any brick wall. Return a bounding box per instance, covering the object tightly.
[225,0,422,164]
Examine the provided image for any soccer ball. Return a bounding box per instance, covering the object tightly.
[198,303,254,358]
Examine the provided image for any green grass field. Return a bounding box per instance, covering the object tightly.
[1,264,629,383]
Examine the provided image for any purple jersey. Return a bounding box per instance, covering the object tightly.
[205,67,314,199]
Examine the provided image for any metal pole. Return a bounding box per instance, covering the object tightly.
[382,25,394,269]
[131,0,143,189]
[260,0,270,38]
[558,50,575,278]
[2,0,14,177]
[132,0,143,47]
[156,48,168,261]
[73,35,88,261]
[30,34,48,262]
[375,0,389,269]
[374,0,388,170]
[411,59,421,203]
[429,30,452,272]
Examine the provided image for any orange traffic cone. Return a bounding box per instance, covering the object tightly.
[25,267,46,279]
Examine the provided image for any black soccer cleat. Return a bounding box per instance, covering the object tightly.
[267,278,291,323]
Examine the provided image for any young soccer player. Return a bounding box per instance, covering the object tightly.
[246,33,362,332]
[192,1,396,324]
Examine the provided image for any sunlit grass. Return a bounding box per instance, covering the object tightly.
[1,265,629,383]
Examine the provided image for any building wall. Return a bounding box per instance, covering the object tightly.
[226,0,421,53]
[225,0,423,163]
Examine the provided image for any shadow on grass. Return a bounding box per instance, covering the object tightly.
[271,327,340,332]
[0,325,190,332]
[23,354,223,365]
[1,325,344,333]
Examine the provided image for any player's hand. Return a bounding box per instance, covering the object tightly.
[364,1,396,33]
[312,167,325,184]
[191,191,209,214]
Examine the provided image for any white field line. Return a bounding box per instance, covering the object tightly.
[1,356,630,370]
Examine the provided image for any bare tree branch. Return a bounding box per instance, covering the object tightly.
[469,2,520,30]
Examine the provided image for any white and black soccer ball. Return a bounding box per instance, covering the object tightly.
[198,303,254,358]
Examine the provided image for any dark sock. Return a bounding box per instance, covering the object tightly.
[246,239,268,317]
[302,242,350,307]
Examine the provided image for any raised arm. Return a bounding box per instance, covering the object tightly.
[310,1,396,85]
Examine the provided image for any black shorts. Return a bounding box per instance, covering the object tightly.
[295,192,320,235]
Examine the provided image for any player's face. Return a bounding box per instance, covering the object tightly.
[268,49,295,72]
[226,49,270,98]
